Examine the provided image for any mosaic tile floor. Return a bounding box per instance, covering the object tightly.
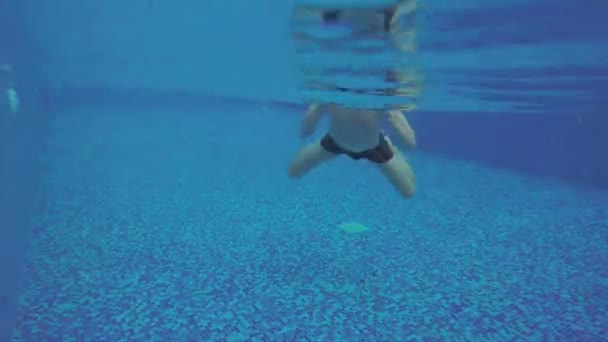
[11,108,608,341]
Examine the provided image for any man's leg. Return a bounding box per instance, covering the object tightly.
[376,140,416,198]
[288,139,336,178]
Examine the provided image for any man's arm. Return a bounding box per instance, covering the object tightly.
[387,109,416,149]
[300,103,324,138]
[389,0,417,52]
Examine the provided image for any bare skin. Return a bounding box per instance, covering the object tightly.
[288,1,419,199]
[288,103,417,199]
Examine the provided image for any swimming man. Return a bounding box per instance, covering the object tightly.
[287,1,419,199]
[287,104,417,199]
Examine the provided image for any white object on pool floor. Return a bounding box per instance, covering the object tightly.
[337,221,370,234]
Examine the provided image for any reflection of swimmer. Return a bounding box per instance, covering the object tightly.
[321,7,395,33]
[315,0,420,105]
[320,0,417,51]
[288,103,417,199]
[332,68,423,101]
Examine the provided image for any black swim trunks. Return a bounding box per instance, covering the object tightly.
[320,133,394,163]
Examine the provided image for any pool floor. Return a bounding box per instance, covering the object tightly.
[11,105,608,341]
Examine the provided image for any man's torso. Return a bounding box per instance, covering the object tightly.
[326,105,384,152]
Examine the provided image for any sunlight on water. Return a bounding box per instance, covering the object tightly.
[290,0,423,111]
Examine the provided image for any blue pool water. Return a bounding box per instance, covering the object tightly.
[5,103,607,341]
[1,0,608,341]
